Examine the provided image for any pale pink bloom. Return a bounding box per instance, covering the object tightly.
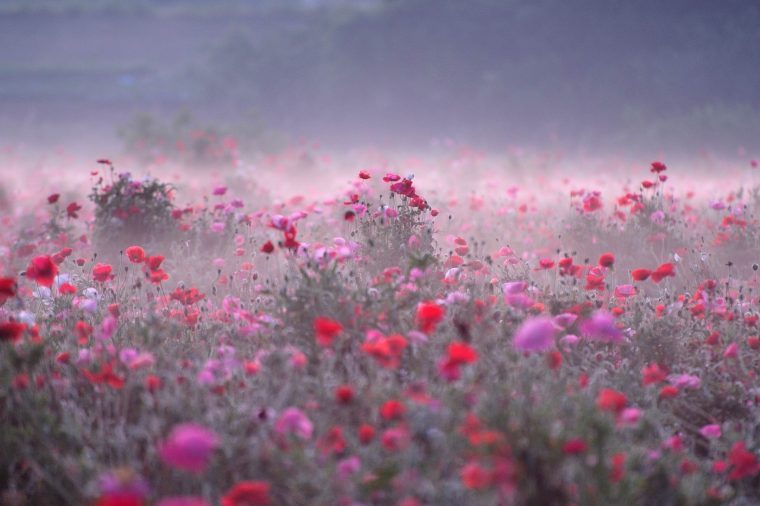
[513,317,556,352]
[502,281,527,294]
[560,334,580,347]
[699,424,722,439]
[614,284,637,298]
[275,407,313,440]
[158,423,219,474]
[724,343,738,358]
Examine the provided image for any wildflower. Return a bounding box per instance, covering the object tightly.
[260,240,274,254]
[358,170,371,179]
[275,407,313,440]
[26,255,58,287]
[563,438,588,455]
[416,301,445,333]
[0,321,24,343]
[380,400,406,421]
[659,386,679,399]
[699,424,722,439]
[631,268,651,281]
[727,441,760,481]
[158,423,219,474]
[650,262,675,283]
[47,193,60,204]
[313,317,343,347]
[66,202,82,218]
[610,453,626,482]
[650,161,667,173]
[335,385,354,404]
[512,317,556,352]
[580,311,623,343]
[146,255,164,271]
[125,246,146,263]
[598,252,615,268]
[596,388,627,414]
[381,425,410,452]
[92,263,114,282]
[358,424,376,444]
[461,461,491,489]
[641,363,667,385]
[220,481,271,506]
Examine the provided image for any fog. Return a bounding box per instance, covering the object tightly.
[0,0,757,163]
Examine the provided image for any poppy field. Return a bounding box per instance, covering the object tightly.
[1,152,760,506]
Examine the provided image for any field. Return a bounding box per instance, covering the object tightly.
[1,148,759,506]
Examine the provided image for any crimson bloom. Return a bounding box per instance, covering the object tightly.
[417,301,445,333]
[92,263,114,282]
[314,317,343,347]
[26,255,58,287]
[631,268,651,281]
[596,388,627,414]
[125,246,146,264]
[598,252,615,268]
[260,241,275,254]
[221,481,271,506]
[66,202,82,218]
[0,277,16,305]
[727,441,760,481]
[651,262,675,283]
[0,322,25,342]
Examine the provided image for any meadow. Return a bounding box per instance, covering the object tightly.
[1,148,759,505]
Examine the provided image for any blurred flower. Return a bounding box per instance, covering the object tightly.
[513,317,556,352]
[220,481,270,506]
[275,407,313,440]
[158,423,219,474]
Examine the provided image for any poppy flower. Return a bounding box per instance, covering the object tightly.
[313,317,343,347]
[650,161,667,173]
[48,193,60,204]
[335,385,354,404]
[92,263,114,282]
[0,277,16,305]
[641,363,667,385]
[416,301,445,333]
[66,202,82,218]
[220,481,271,506]
[358,170,371,179]
[158,423,219,474]
[0,321,25,342]
[26,255,58,287]
[596,388,627,414]
[125,246,146,264]
[563,438,588,455]
[631,268,651,281]
[379,400,406,421]
[460,461,491,489]
[727,442,760,480]
[146,255,165,271]
[580,311,623,343]
[260,241,274,254]
[651,263,675,283]
[598,252,615,268]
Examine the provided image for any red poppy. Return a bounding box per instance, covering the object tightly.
[631,268,651,281]
[0,277,16,305]
[659,386,679,399]
[361,334,408,369]
[417,301,445,333]
[66,202,82,218]
[358,424,376,444]
[446,342,478,366]
[260,241,275,254]
[26,255,58,287]
[125,246,145,264]
[727,441,760,481]
[313,317,343,347]
[0,321,25,342]
[641,363,667,385]
[598,252,615,268]
[379,400,406,421]
[47,193,60,204]
[220,481,271,506]
[358,170,371,179]
[146,255,165,271]
[461,461,491,489]
[650,161,667,173]
[651,263,675,283]
[335,385,354,404]
[596,388,627,414]
[92,263,114,282]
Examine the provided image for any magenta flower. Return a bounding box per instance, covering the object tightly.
[513,317,556,352]
[699,424,722,439]
[158,423,219,474]
[275,407,313,440]
[580,311,623,343]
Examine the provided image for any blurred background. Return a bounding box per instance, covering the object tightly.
[0,0,758,162]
